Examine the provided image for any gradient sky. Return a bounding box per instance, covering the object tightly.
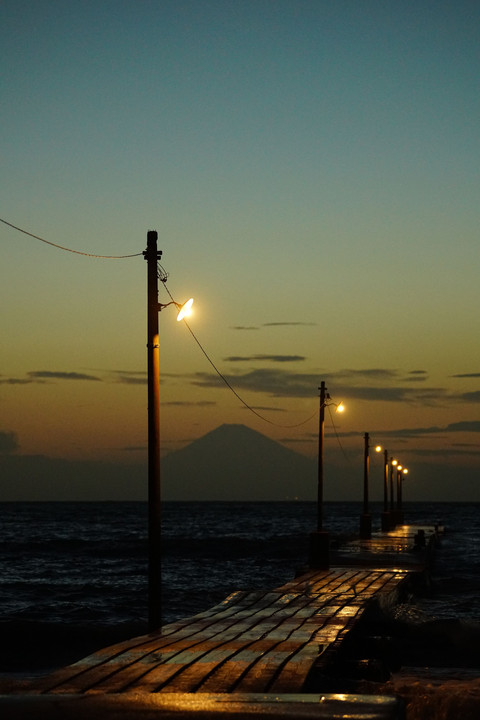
[1,0,479,500]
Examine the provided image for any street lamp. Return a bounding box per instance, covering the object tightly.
[309,380,344,569]
[396,466,408,526]
[389,458,398,527]
[381,449,391,532]
[144,230,193,632]
[360,435,382,539]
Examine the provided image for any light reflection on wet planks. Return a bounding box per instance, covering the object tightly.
[31,568,409,696]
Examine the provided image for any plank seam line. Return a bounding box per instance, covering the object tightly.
[118,593,319,693]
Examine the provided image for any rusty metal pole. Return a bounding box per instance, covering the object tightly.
[398,469,404,525]
[381,449,391,531]
[360,432,372,538]
[309,382,329,568]
[396,468,402,526]
[144,230,162,632]
[363,433,369,515]
[383,450,388,511]
[317,381,326,532]
[389,462,395,527]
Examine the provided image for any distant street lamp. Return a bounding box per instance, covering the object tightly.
[389,458,398,526]
[144,230,193,632]
[395,466,408,526]
[360,434,382,539]
[381,449,392,531]
[309,381,344,569]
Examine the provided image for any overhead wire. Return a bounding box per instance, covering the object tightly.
[1,218,321,430]
[0,217,142,258]
[327,404,352,462]
[161,276,318,429]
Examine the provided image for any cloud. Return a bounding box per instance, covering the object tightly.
[444,420,480,433]
[0,431,19,453]
[262,322,316,327]
[189,367,452,404]
[241,405,286,413]
[331,420,480,440]
[403,370,428,383]
[230,323,316,330]
[336,368,399,380]
[28,371,101,381]
[223,354,306,363]
[115,374,147,385]
[460,391,480,403]
[190,368,319,398]
[163,400,216,407]
[451,373,480,378]
[0,377,39,385]
[407,447,480,458]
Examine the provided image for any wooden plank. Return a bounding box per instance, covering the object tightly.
[33,590,284,693]
[129,595,331,694]
[29,551,416,697]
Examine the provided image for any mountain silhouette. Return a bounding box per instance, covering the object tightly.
[162,423,316,501]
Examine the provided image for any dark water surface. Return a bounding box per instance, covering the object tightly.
[0,501,478,674]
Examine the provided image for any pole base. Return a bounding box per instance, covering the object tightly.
[309,531,330,569]
[359,513,372,539]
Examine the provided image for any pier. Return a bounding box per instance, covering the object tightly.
[0,522,440,718]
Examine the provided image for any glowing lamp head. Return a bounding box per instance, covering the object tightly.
[392,459,398,466]
[336,402,345,413]
[402,468,409,475]
[176,298,194,321]
[375,445,382,453]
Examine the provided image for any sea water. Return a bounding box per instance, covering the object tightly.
[0,500,478,674]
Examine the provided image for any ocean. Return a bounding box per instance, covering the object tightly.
[0,500,479,678]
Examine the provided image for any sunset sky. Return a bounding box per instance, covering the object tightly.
[1,0,479,500]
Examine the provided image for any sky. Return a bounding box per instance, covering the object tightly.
[1,0,479,501]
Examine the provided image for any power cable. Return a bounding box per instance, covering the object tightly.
[161,277,317,429]
[0,217,142,258]
[1,221,320,429]
[327,404,352,462]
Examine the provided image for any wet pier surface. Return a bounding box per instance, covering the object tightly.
[1,524,439,718]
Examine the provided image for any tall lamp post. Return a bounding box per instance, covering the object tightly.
[395,466,408,526]
[360,434,382,539]
[309,381,344,568]
[360,432,372,539]
[145,231,162,631]
[381,449,391,531]
[389,458,397,527]
[144,230,193,632]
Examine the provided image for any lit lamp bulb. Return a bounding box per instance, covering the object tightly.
[336,402,345,413]
[392,459,398,466]
[176,298,194,321]
[402,468,409,475]
[375,445,382,453]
